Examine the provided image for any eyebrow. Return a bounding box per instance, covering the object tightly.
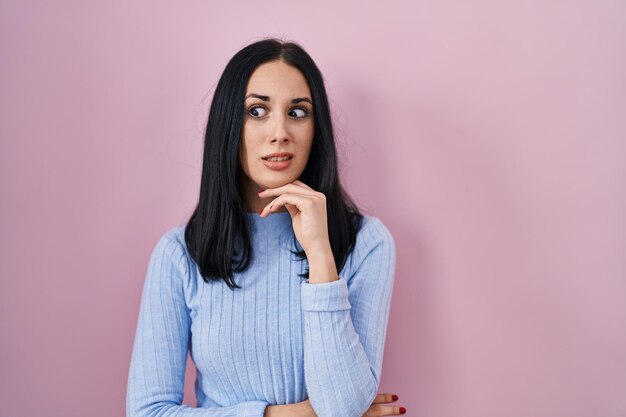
[245,93,312,105]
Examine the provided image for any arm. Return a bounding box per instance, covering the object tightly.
[300,217,397,417]
[126,232,270,417]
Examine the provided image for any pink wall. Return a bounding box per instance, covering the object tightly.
[1,1,625,416]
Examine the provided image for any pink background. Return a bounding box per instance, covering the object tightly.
[1,1,625,416]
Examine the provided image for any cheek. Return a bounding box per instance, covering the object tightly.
[302,127,314,153]
[295,138,314,170]
[239,137,253,174]
[295,122,314,145]
[242,127,261,155]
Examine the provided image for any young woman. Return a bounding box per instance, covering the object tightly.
[126,38,405,417]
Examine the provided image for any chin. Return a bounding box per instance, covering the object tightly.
[258,173,298,189]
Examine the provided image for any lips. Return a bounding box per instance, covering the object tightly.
[262,156,293,171]
[262,152,294,160]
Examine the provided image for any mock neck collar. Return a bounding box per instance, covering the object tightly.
[246,211,292,232]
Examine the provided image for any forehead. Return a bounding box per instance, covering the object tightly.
[245,60,311,96]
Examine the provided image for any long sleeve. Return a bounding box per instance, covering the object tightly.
[300,217,396,417]
[126,233,270,417]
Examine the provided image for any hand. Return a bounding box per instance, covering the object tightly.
[258,180,330,256]
[362,393,406,416]
[280,393,405,417]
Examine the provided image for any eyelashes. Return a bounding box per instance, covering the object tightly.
[246,104,311,120]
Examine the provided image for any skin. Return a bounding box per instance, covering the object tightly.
[240,60,406,417]
[240,59,314,216]
[270,394,406,417]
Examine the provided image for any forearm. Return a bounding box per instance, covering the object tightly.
[306,245,337,284]
[264,404,288,417]
[302,305,378,417]
[264,401,314,417]
[300,219,396,417]
[302,251,376,416]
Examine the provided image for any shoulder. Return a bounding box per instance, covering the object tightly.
[355,215,396,253]
[339,214,396,286]
[344,214,396,276]
[151,224,191,274]
[159,223,187,247]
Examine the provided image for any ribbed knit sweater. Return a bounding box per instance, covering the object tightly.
[126,211,396,417]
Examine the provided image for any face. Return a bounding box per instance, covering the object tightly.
[239,60,314,208]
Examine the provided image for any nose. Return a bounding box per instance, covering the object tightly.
[270,113,290,143]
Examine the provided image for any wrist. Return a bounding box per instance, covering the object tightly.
[264,403,302,417]
[263,404,279,417]
[306,243,333,262]
[307,251,338,284]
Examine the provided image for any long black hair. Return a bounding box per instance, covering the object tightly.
[184,38,363,290]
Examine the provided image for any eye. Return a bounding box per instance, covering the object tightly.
[247,105,268,119]
[289,107,309,119]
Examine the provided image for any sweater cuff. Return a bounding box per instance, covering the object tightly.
[237,400,270,417]
[301,275,352,311]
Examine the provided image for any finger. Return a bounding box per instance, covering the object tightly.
[259,183,319,198]
[293,179,315,190]
[364,404,406,417]
[284,203,298,218]
[260,193,314,217]
[371,393,399,404]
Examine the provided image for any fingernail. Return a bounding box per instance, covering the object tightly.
[258,189,265,194]
[400,407,406,414]
[259,209,263,215]
[392,395,398,401]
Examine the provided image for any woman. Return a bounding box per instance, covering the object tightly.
[126,38,405,417]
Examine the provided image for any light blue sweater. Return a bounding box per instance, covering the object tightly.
[126,211,396,417]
